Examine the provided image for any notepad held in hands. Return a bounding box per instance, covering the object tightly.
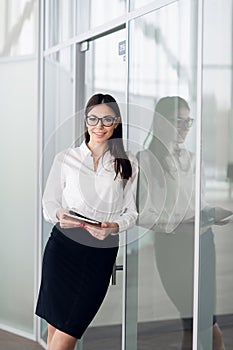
[65,210,102,226]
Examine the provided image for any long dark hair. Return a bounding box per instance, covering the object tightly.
[155,96,190,120]
[148,96,191,183]
[84,93,132,181]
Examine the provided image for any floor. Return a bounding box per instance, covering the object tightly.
[0,330,43,350]
[83,317,233,350]
[1,318,233,350]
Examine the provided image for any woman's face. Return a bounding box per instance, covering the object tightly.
[86,103,119,145]
[176,107,192,143]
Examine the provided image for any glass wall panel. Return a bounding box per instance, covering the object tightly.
[0,0,37,57]
[198,0,233,348]
[0,58,37,335]
[45,0,75,49]
[41,46,74,342]
[128,0,197,348]
[76,0,126,34]
[0,0,37,336]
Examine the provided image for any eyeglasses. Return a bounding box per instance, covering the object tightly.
[177,118,194,128]
[86,115,118,127]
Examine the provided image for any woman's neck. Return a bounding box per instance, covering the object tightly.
[87,141,108,157]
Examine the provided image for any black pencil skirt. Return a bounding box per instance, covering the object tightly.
[154,227,216,331]
[35,224,119,339]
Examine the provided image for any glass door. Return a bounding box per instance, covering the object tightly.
[76,28,127,350]
[199,1,233,348]
[127,1,198,348]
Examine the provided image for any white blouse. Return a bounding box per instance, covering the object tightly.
[42,141,138,232]
[137,147,207,233]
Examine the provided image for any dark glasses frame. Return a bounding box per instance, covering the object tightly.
[86,115,119,127]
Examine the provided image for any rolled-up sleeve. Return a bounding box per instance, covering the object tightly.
[42,152,65,224]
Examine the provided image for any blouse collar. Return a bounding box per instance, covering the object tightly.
[79,140,92,156]
[79,140,111,159]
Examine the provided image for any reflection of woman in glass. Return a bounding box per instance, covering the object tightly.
[137,96,226,349]
[36,94,138,350]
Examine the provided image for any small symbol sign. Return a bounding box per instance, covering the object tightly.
[118,40,126,56]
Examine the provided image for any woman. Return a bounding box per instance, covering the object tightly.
[137,96,226,349]
[36,93,138,350]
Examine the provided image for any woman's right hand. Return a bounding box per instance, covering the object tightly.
[56,208,84,229]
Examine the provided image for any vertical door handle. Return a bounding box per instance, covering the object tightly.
[111,263,123,285]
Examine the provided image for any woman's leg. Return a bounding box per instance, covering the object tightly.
[47,324,56,350]
[213,323,225,350]
[49,329,77,350]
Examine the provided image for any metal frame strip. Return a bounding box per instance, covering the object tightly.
[122,1,130,348]
[192,0,204,349]
[36,0,45,346]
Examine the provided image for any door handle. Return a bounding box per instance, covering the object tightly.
[111,263,123,285]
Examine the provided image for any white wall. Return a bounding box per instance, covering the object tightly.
[0,58,37,335]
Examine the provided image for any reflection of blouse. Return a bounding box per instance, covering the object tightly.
[42,141,138,232]
[137,147,207,233]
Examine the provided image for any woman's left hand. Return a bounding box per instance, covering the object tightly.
[84,222,119,240]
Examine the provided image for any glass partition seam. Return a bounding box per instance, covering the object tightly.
[72,43,76,145]
[42,0,45,52]
[125,22,130,151]
[230,6,233,191]
[231,1,233,123]
[126,0,130,13]
[73,1,77,54]
[121,10,130,349]
[122,233,127,350]
[36,0,45,345]
[192,0,204,349]
[74,43,85,148]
